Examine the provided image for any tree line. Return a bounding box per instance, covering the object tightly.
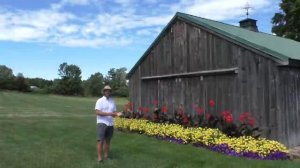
[0,63,128,97]
[272,0,300,42]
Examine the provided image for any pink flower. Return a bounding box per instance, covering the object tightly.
[138,106,143,112]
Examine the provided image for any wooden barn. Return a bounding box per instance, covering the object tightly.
[127,12,300,148]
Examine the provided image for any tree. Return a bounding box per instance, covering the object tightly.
[0,65,15,90]
[26,78,53,88]
[84,72,104,96]
[55,62,83,95]
[15,73,29,92]
[272,0,300,42]
[105,67,128,97]
[26,77,54,94]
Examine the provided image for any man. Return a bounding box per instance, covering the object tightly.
[95,85,120,163]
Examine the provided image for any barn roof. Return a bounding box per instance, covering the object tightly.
[127,12,300,78]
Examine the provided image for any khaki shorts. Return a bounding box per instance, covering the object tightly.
[96,123,114,141]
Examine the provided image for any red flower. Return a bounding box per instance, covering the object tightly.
[196,107,204,115]
[138,106,143,112]
[183,116,189,123]
[248,117,256,127]
[220,110,233,124]
[224,115,233,124]
[162,105,168,113]
[221,110,231,117]
[239,114,246,122]
[239,112,256,127]
[209,100,215,107]
[143,107,149,113]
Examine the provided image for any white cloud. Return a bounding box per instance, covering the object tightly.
[114,0,136,7]
[144,0,158,4]
[61,0,96,6]
[80,13,171,37]
[0,26,47,41]
[136,27,162,36]
[57,24,79,34]
[136,29,152,36]
[172,0,271,20]
[57,37,132,47]
[50,0,98,10]
[0,9,73,41]
[0,0,173,47]
[0,0,275,47]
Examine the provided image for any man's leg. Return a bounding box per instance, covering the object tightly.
[97,140,104,161]
[104,139,110,159]
[104,126,114,159]
[96,123,106,162]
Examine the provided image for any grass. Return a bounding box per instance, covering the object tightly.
[0,91,299,168]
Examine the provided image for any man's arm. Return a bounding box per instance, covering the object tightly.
[95,109,117,117]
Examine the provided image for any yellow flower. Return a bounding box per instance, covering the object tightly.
[114,118,288,155]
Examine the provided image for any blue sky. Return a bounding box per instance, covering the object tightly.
[0,0,281,80]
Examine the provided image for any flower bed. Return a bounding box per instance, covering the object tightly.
[114,118,289,160]
[123,100,262,139]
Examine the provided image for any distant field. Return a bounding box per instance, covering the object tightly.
[0,91,299,168]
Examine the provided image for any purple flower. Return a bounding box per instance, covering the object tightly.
[192,143,288,160]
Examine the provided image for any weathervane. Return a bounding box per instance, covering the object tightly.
[243,2,253,18]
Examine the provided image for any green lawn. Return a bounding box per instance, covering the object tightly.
[0,91,299,168]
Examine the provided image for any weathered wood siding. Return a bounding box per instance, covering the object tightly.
[128,18,300,147]
[238,49,280,141]
[238,49,300,147]
[130,20,239,113]
[277,68,300,147]
[128,67,141,110]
